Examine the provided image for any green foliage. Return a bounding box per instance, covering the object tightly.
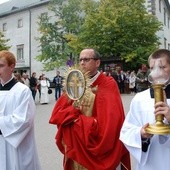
[36,0,162,71]
[74,0,162,67]
[36,0,84,71]
[0,32,10,51]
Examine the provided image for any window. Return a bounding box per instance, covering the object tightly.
[164,38,167,49]
[18,19,23,28]
[164,8,166,25]
[17,45,24,60]
[159,0,161,12]
[168,17,170,29]
[168,44,170,51]
[2,23,7,31]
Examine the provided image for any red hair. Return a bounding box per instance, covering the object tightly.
[0,50,16,66]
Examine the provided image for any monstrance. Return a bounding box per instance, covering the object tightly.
[63,66,95,115]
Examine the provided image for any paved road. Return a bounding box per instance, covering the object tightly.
[34,91,134,170]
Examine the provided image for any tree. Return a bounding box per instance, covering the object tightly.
[36,0,84,71]
[37,0,162,71]
[69,0,162,68]
[0,31,10,51]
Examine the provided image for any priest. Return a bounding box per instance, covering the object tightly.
[49,48,131,170]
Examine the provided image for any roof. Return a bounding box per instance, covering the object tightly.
[0,0,49,17]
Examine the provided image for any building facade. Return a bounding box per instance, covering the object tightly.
[0,0,55,78]
[145,0,170,49]
[0,0,170,77]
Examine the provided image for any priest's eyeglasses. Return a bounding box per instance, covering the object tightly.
[79,58,97,62]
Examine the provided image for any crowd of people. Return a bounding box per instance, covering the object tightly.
[13,62,150,104]
[103,64,150,95]
[1,48,170,170]
[13,70,64,104]
[13,71,52,104]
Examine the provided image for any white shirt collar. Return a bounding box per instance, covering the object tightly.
[90,71,100,84]
[1,76,13,86]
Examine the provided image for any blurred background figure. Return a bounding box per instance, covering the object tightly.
[37,75,43,101]
[129,71,136,94]
[53,71,63,100]
[136,64,150,92]
[14,72,24,84]
[21,72,30,87]
[40,76,50,104]
[30,72,38,100]
[117,70,126,93]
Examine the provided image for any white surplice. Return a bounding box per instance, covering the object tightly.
[120,89,170,170]
[0,82,41,170]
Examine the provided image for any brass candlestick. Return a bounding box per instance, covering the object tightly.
[145,59,170,134]
[145,84,170,134]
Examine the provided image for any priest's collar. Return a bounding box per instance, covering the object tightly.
[0,77,17,91]
[150,84,170,99]
[90,71,100,84]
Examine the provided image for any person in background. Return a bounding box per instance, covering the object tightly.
[124,71,130,94]
[120,49,170,170]
[136,64,149,92]
[117,70,126,93]
[37,75,43,101]
[0,50,41,170]
[53,70,63,100]
[30,72,38,100]
[21,72,30,87]
[111,69,119,85]
[49,48,131,170]
[14,72,24,84]
[40,76,50,104]
[129,71,136,94]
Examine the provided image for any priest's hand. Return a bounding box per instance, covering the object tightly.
[141,123,153,139]
[79,91,95,117]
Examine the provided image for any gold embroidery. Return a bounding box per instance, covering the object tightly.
[73,160,87,170]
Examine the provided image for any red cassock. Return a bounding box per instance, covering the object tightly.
[49,73,131,170]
